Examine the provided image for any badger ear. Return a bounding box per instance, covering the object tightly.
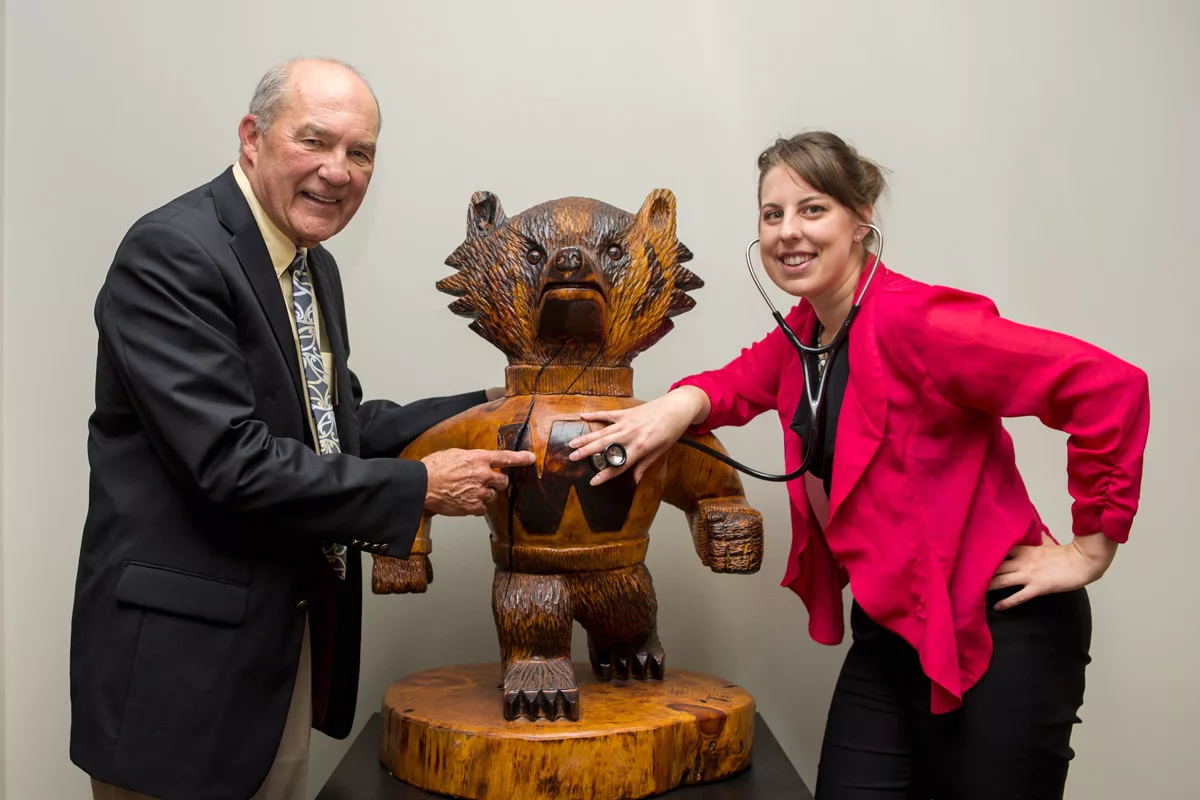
[467,191,506,238]
[636,189,677,241]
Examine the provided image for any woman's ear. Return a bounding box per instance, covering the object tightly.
[855,206,875,241]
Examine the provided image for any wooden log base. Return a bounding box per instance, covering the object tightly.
[380,662,755,800]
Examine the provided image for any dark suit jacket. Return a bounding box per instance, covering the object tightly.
[69,167,484,800]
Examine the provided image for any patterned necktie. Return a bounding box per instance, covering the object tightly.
[290,249,348,580]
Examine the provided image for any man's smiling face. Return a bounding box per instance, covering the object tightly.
[239,60,379,248]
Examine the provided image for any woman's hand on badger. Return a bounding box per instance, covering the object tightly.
[568,387,712,486]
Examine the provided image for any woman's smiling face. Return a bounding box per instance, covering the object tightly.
[757,165,869,301]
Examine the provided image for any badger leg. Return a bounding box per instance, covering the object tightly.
[492,568,578,721]
[573,565,665,682]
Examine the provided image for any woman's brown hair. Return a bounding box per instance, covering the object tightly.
[757,131,887,248]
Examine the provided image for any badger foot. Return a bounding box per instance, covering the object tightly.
[501,657,579,722]
[588,631,665,682]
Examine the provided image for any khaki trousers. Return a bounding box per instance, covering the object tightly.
[91,619,312,800]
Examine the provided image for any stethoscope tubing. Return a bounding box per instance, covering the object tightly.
[676,224,884,482]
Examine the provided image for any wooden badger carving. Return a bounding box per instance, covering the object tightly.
[373,189,764,722]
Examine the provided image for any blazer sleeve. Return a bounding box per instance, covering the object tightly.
[308,243,488,459]
[353,384,488,459]
[903,285,1150,543]
[98,220,428,556]
[670,312,798,434]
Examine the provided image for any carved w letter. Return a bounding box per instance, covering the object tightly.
[498,420,637,535]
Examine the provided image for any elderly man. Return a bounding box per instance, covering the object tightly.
[70,59,530,800]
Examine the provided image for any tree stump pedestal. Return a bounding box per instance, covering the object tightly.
[380,662,756,800]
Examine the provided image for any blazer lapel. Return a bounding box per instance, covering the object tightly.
[828,275,888,521]
[211,168,306,413]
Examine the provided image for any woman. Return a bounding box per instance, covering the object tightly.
[567,131,1150,799]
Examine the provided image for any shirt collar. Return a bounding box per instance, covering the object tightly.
[231,162,305,278]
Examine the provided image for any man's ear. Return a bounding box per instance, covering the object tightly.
[237,115,262,166]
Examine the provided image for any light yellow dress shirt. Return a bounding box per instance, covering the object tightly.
[232,163,336,450]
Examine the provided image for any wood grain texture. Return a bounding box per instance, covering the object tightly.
[437,191,700,368]
[370,191,764,723]
[370,392,763,582]
[380,663,755,800]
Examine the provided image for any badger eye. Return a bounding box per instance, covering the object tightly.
[606,244,624,260]
[526,248,543,265]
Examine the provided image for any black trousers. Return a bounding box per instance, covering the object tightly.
[815,588,1092,800]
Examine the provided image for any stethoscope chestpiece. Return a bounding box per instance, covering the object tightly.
[589,442,628,473]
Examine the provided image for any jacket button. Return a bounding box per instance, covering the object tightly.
[379,543,389,554]
[296,599,309,610]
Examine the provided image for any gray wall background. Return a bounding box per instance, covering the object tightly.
[2,1,1196,798]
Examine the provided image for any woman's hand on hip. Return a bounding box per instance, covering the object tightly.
[989,532,1118,611]
[567,387,711,486]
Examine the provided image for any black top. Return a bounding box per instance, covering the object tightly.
[789,324,850,498]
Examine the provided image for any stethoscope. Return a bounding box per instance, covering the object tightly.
[595,223,884,482]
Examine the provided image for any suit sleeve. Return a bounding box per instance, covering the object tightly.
[670,312,798,435]
[904,286,1150,543]
[308,244,488,459]
[352,380,487,459]
[99,220,427,556]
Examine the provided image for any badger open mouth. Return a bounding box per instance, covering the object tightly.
[536,283,607,343]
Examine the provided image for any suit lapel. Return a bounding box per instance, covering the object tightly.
[211,168,306,413]
[828,274,888,521]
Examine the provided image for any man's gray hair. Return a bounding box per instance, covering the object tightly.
[247,58,382,134]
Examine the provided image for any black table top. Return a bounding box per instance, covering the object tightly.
[317,711,813,800]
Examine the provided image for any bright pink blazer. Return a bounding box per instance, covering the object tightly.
[674,264,1150,712]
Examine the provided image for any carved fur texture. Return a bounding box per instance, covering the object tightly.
[373,190,765,723]
[438,191,702,367]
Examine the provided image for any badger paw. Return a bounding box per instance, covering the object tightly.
[371,554,433,594]
[502,658,579,722]
[588,632,665,682]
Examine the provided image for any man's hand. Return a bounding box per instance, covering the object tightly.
[421,448,535,517]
